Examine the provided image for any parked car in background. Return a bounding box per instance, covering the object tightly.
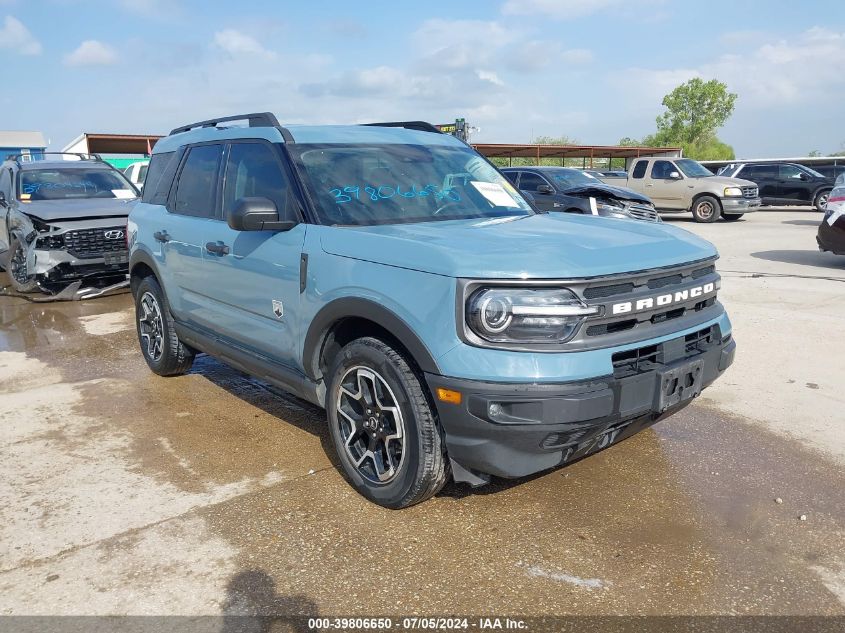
[0,153,137,294]
[720,162,834,212]
[623,157,760,222]
[817,181,845,255]
[836,173,845,187]
[502,166,659,221]
[128,112,735,508]
[123,160,150,191]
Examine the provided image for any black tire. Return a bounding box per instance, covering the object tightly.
[691,196,722,223]
[326,337,448,508]
[722,213,744,222]
[4,234,38,293]
[814,189,831,212]
[134,275,195,376]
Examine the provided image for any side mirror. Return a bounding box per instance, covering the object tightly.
[798,172,809,181]
[227,197,297,232]
[536,184,555,194]
[668,171,682,180]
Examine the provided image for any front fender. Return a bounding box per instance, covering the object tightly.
[302,296,441,380]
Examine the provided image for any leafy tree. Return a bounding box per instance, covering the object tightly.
[617,137,642,147]
[808,150,822,157]
[654,78,737,149]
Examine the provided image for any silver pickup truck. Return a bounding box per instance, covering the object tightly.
[617,157,761,223]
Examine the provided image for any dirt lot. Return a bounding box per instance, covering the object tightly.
[1,209,844,619]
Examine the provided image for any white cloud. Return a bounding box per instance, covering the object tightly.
[63,40,118,66]
[477,70,505,86]
[0,15,41,55]
[502,0,624,19]
[561,48,594,63]
[412,19,519,69]
[118,0,178,16]
[213,29,276,59]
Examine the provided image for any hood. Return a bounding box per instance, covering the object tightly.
[700,175,757,188]
[562,183,651,204]
[17,197,137,222]
[320,213,717,279]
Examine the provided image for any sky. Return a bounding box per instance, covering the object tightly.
[1,0,843,157]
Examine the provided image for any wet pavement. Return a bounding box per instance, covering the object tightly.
[1,211,844,618]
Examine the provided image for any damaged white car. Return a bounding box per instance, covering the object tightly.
[0,154,138,297]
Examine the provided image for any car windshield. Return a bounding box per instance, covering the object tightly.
[289,143,533,226]
[547,169,598,189]
[19,168,137,201]
[675,159,714,178]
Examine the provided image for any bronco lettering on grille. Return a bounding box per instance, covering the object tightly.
[612,282,716,315]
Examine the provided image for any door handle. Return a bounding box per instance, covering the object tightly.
[205,241,230,255]
[645,184,653,187]
[153,230,170,243]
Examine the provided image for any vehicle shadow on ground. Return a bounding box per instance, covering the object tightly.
[221,569,319,632]
[782,219,822,227]
[750,249,845,270]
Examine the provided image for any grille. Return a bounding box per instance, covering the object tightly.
[627,204,659,221]
[583,282,635,300]
[648,273,683,289]
[64,227,126,259]
[612,325,719,378]
[742,186,758,199]
[692,265,715,279]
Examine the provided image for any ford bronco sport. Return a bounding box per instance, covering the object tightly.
[128,113,736,508]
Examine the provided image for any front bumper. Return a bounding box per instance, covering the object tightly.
[817,210,845,255]
[722,197,761,213]
[426,327,735,484]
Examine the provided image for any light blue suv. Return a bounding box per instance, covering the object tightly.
[128,112,735,508]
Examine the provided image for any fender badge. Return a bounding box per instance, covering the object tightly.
[272,300,284,319]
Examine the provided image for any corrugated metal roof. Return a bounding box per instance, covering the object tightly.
[0,130,47,149]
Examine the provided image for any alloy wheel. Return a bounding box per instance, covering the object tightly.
[138,291,164,362]
[696,201,714,219]
[336,366,406,484]
[10,243,31,285]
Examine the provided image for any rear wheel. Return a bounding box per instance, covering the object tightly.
[135,276,195,376]
[326,337,448,508]
[5,235,38,293]
[691,196,722,223]
[722,213,744,222]
[814,189,831,212]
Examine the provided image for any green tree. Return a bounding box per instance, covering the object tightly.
[654,78,737,148]
[808,150,822,157]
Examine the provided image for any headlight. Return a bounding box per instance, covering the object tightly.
[466,287,598,344]
[724,187,743,197]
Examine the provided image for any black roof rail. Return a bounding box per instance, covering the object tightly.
[4,152,104,165]
[170,112,281,135]
[362,121,442,134]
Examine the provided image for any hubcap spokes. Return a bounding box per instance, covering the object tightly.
[138,292,164,362]
[336,366,405,484]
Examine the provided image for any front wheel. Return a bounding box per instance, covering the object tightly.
[5,235,38,293]
[691,196,722,223]
[134,276,195,376]
[722,213,744,222]
[814,190,831,212]
[326,337,448,508]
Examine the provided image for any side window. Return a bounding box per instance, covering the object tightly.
[0,168,11,199]
[138,164,148,183]
[503,171,519,186]
[172,145,223,217]
[651,160,675,179]
[517,171,550,191]
[631,160,648,179]
[779,164,803,179]
[751,165,776,179]
[222,143,291,217]
[142,151,178,204]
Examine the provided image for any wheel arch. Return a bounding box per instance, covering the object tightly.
[129,249,161,297]
[303,298,441,384]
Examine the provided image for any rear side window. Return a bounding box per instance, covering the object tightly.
[631,161,647,179]
[222,142,291,217]
[172,145,223,217]
[142,152,178,205]
[744,165,776,179]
